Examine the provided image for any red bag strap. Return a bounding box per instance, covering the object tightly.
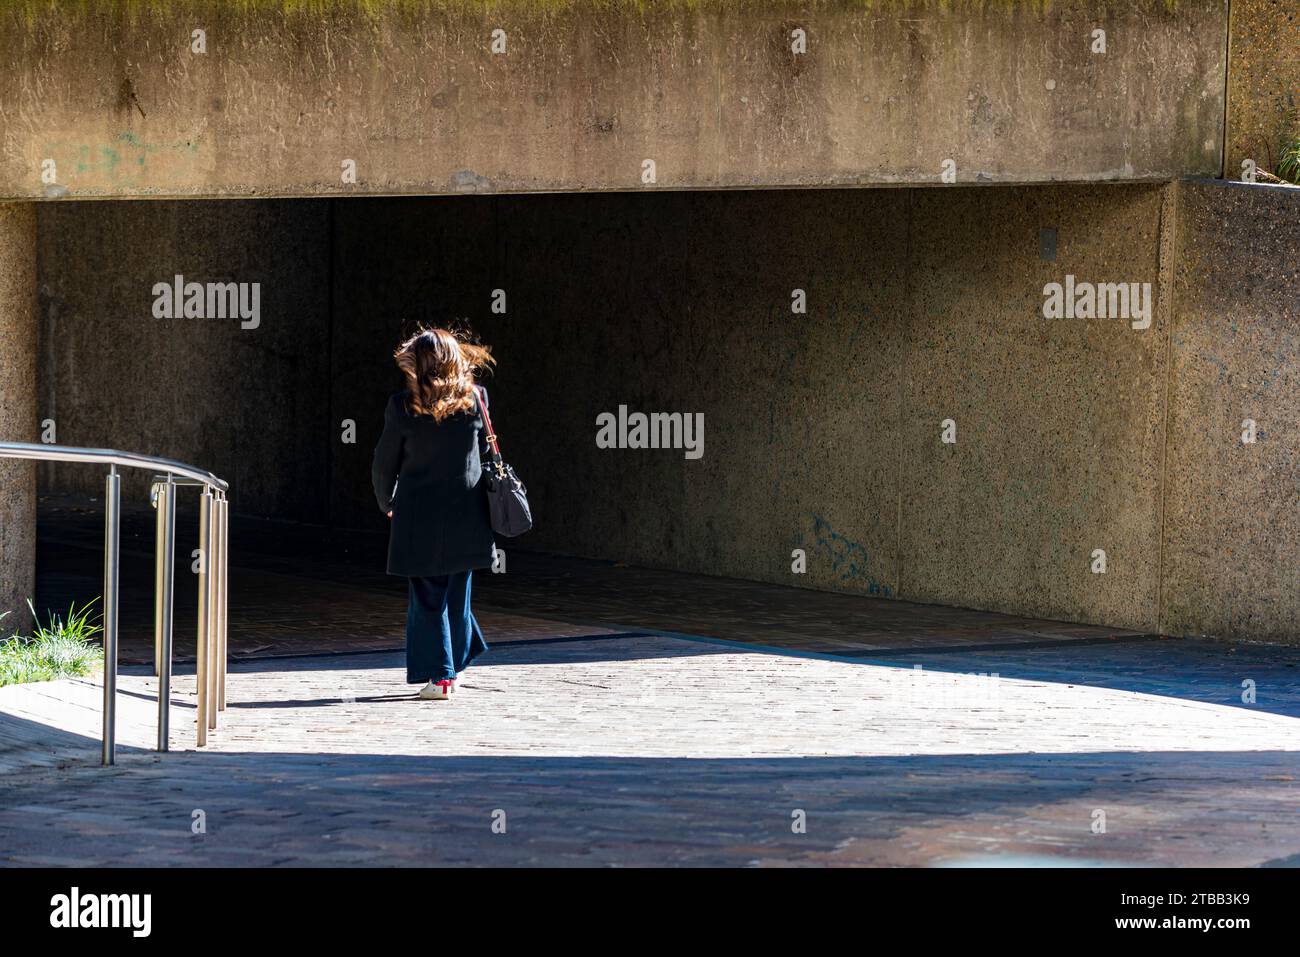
[474,385,501,459]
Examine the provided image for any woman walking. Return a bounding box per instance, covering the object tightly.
[372,328,497,700]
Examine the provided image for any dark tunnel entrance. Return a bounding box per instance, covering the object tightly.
[31,184,1193,663]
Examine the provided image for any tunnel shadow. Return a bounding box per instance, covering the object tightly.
[0,710,116,773]
[1,743,1299,866]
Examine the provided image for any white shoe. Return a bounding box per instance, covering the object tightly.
[418,679,453,700]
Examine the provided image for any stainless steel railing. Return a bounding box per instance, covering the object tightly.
[0,441,229,764]
[149,475,228,748]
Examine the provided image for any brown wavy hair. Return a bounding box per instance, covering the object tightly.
[394,327,494,422]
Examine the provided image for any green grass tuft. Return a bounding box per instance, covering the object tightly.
[1277,132,1300,185]
[0,600,103,687]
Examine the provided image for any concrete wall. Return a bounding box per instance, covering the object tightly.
[323,184,1170,636]
[34,179,1300,644]
[0,0,1228,199]
[900,185,1170,629]
[36,200,332,517]
[1225,0,1300,181]
[1162,180,1299,642]
[0,204,38,631]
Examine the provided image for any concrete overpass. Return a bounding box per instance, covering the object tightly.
[0,0,1237,198]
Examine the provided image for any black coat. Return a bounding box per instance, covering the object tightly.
[371,387,496,578]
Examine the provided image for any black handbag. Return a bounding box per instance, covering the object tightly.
[475,386,533,537]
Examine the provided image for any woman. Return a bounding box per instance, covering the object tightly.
[371,327,497,700]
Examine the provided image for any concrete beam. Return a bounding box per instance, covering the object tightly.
[0,0,1227,200]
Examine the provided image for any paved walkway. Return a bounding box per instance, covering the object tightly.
[7,495,1297,866]
[2,631,1298,866]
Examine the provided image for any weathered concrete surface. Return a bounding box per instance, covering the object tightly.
[673,190,910,597]
[0,203,37,632]
[0,0,1228,199]
[1162,180,1299,642]
[1225,0,1300,181]
[901,184,1168,631]
[36,200,332,517]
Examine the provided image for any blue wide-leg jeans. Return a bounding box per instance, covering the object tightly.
[405,571,488,683]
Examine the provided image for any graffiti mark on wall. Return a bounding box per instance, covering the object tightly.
[809,513,891,596]
[54,133,201,187]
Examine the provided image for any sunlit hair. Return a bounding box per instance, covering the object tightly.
[393,327,494,422]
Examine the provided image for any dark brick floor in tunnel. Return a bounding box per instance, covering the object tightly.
[34,492,1152,665]
[31,491,1300,720]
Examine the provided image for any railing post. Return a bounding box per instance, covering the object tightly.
[217,493,228,714]
[156,475,176,752]
[102,466,120,766]
[153,486,163,678]
[208,492,221,730]
[196,487,212,747]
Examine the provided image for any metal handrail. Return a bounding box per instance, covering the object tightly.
[0,440,230,764]
[0,441,227,491]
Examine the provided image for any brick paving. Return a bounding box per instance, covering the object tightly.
[1,633,1299,866]
[4,495,1296,867]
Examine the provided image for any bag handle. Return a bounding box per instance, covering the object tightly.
[474,385,503,463]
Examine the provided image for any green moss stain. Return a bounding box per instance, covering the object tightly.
[100,145,121,177]
[53,135,199,183]
[0,0,1185,23]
